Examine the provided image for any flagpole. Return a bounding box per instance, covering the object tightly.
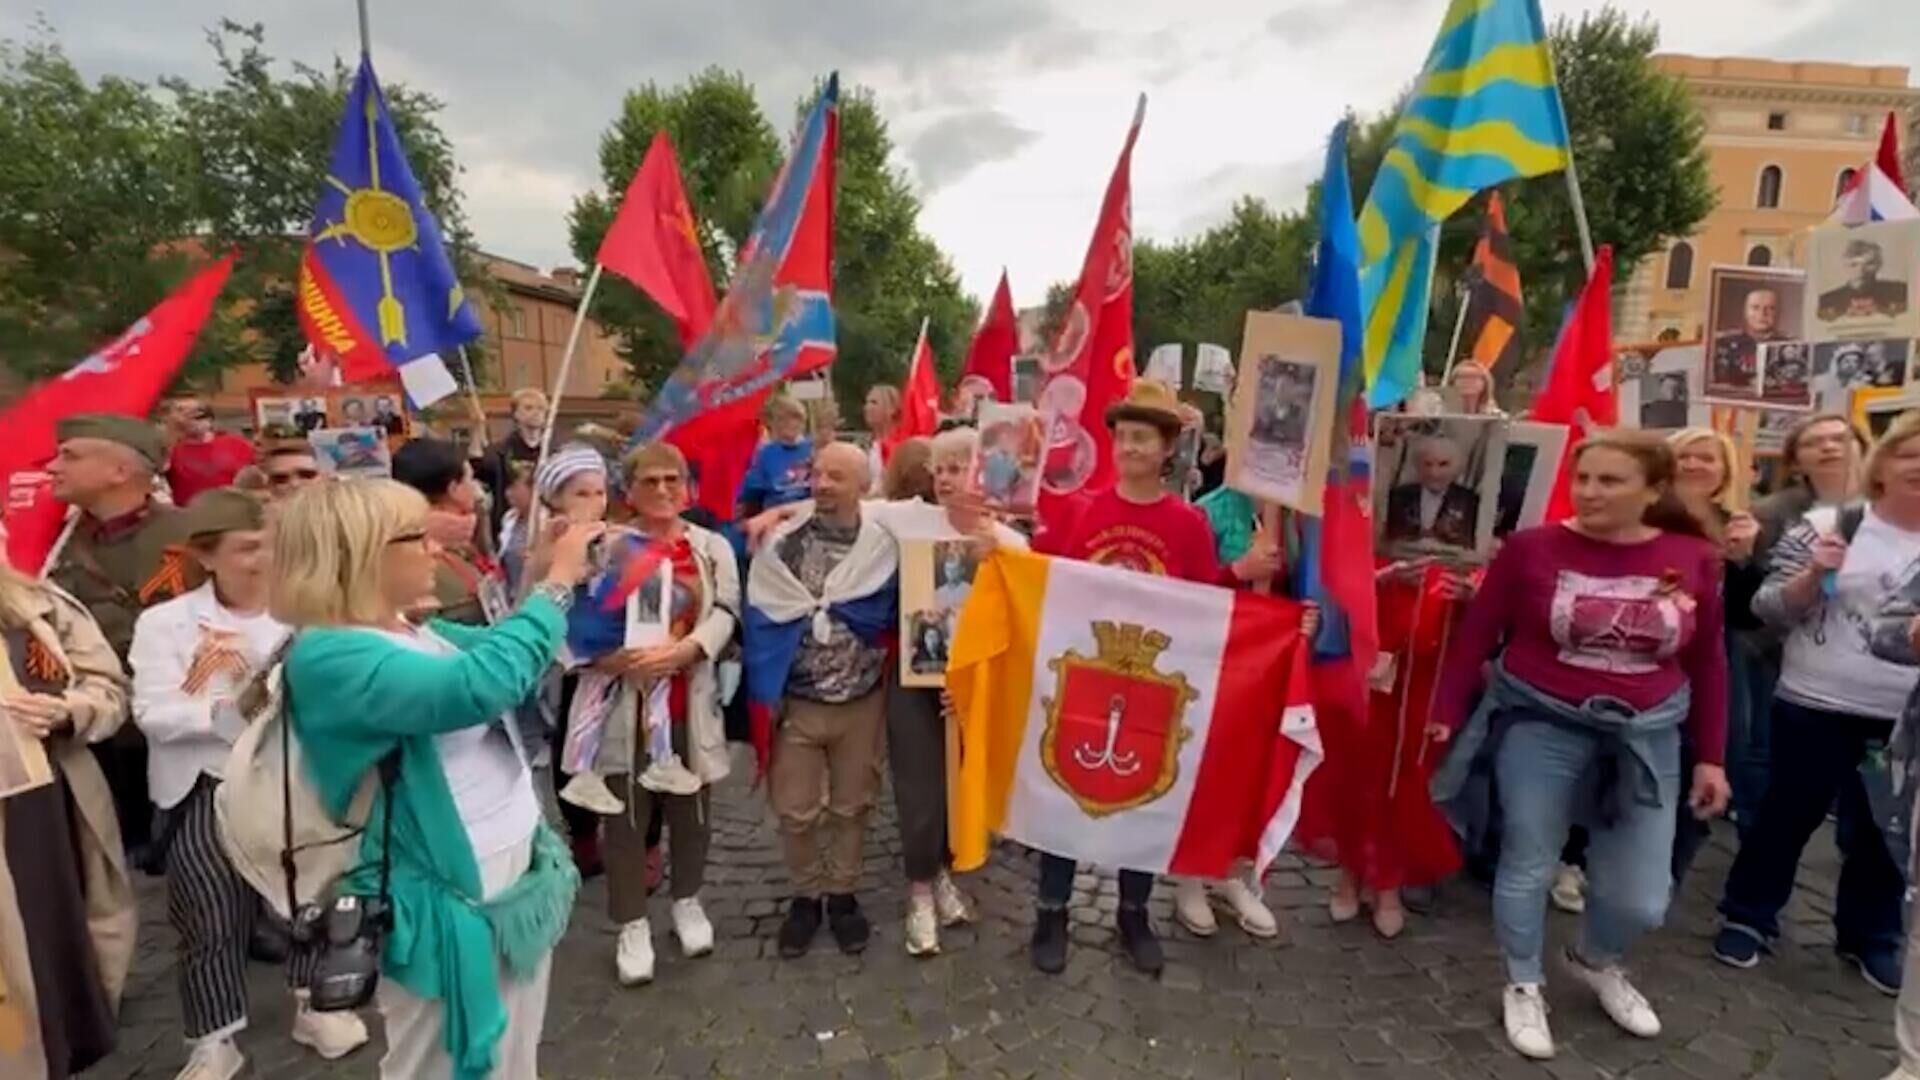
[454,344,488,450]
[534,261,608,468]
[1441,279,1471,383]
[356,0,371,56]
[1545,47,1597,275]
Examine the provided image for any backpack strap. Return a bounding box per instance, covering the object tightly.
[1838,502,1867,545]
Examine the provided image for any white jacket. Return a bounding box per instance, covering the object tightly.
[624,522,740,785]
[130,583,288,810]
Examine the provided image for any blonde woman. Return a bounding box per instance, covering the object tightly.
[270,479,601,1079]
[0,520,134,1080]
[1445,360,1506,417]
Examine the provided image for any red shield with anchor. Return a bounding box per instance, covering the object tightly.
[1040,622,1197,818]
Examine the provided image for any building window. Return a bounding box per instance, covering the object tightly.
[1756,165,1783,209]
[1766,111,1787,131]
[1837,167,1859,200]
[1664,241,1694,290]
[1848,113,1869,135]
[1747,244,1773,267]
[508,306,527,337]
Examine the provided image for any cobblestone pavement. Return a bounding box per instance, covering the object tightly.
[91,748,1897,1079]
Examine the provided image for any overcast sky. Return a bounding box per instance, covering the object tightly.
[8,0,1918,308]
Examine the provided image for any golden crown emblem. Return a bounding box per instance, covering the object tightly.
[1088,621,1172,675]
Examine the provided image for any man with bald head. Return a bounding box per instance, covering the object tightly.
[746,439,900,959]
[46,413,201,862]
[1384,433,1482,549]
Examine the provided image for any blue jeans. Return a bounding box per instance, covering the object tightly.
[1719,699,1903,956]
[1494,713,1681,985]
[1726,632,1779,838]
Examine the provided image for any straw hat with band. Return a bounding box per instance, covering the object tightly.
[1103,379,1186,442]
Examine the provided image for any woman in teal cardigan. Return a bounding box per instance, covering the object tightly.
[269,478,602,1080]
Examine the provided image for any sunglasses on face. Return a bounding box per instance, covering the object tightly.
[267,469,321,485]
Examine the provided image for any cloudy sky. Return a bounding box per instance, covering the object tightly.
[8,0,1918,307]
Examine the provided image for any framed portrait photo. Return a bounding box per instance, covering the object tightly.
[1702,266,1807,405]
[1615,343,1711,431]
[897,539,982,688]
[1755,341,1815,411]
[969,402,1046,515]
[309,427,394,479]
[1493,421,1568,540]
[250,394,303,440]
[1806,219,1920,343]
[1372,413,1507,564]
[1224,311,1340,515]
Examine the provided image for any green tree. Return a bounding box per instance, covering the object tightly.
[570,73,977,424]
[0,21,486,388]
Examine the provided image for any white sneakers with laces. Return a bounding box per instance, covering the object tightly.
[616,918,656,986]
[291,992,370,1059]
[672,896,715,958]
[905,893,940,957]
[932,871,973,927]
[559,771,625,815]
[1563,949,1661,1038]
[174,1036,244,1080]
[1503,983,1555,1060]
[1173,879,1219,937]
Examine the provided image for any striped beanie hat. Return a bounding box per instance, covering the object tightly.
[535,442,606,506]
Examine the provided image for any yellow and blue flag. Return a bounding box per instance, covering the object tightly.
[297,56,481,399]
[1359,0,1569,408]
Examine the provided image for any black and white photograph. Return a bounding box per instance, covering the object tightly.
[1372,413,1507,563]
[1225,311,1340,515]
[1616,343,1708,431]
[898,539,980,688]
[1807,219,1920,342]
[252,395,301,438]
[1757,341,1814,410]
[1703,266,1807,403]
[1493,421,1568,539]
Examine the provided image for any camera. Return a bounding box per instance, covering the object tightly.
[304,893,392,1012]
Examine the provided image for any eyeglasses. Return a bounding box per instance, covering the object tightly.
[267,469,321,485]
[635,474,684,490]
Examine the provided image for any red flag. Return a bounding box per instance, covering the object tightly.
[960,270,1017,402]
[1841,112,1907,198]
[3,255,235,573]
[883,322,941,461]
[1531,245,1616,522]
[597,131,719,347]
[1037,97,1144,502]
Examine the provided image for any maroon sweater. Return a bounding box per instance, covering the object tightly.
[1432,524,1728,765]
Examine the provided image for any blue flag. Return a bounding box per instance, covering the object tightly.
[297,55,482,392]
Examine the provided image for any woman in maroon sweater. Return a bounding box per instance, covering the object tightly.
[1429,432,1731,1062]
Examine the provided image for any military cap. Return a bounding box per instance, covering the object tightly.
[184,487,267,541]
[56,414,168,470]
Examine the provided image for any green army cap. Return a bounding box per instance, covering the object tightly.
[184,487,267,542]
[56,414,168,470]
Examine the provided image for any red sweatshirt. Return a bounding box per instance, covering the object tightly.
[1431,523,1728,765]
[166,433,257,507]
[1036,487,1226,585]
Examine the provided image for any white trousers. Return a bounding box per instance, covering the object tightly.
[376,833,551,1080]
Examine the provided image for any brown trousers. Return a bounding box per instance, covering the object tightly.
[769,690,886,896]
[603,723,709,924]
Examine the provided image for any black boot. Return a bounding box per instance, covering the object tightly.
[1030,906,1070,974]
[826,894,870,954]
[1116,904,1164,976]
[779,897,823,958]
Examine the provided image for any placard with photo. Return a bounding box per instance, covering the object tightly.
[897,539,981,688]
[1224,312,1340,515]
[1493,421,1568,539]
[1703,266,1807,403]
[309,427,393,479]
[1754,341,1814,410]
[1372,413,1507,564]
[1806,218,1920,343]
[1615,343,1711,430]
[969,401,1046,515]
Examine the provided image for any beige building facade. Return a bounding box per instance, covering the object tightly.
[1618,55,1919,344]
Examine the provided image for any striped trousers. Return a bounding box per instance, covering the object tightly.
[164,775,314,1041]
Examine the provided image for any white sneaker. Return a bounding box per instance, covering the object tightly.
[671,896,715,958]
[560,771,625,815]
[639,754,703,796]
[1173,879,1218,937]
[905,894,940,957]
[1220,876,1280,939]
[1550,863,1587,914]
[1503,983,1555,1060]
[174,1037,244,1080]
[932,871,973,927]
[616,918,656,986]
[1563,949,1661,1038]
[291,994,369,1060]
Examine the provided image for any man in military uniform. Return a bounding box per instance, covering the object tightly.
[1818,238,1910,323]
[1710,287,1784,395]
[45,414,200,863]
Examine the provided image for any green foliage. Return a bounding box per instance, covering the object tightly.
[570,72,977,423]
[0,21,487,387]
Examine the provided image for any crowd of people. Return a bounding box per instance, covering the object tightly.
[4,377,1920,1080]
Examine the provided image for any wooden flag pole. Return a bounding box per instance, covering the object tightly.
[534,262,608,467]
[455,345,488,451]
[1441,278,1472,384]
[1545,52,1597,274]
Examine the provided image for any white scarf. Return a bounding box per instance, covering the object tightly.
[747,505,897,643]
